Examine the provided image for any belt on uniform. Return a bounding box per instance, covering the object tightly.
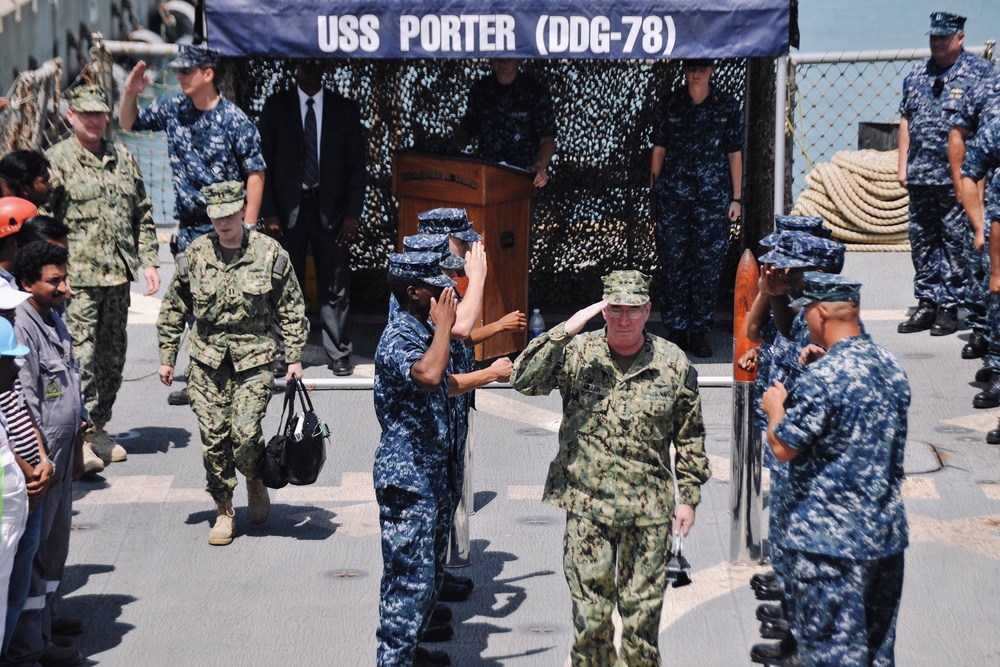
[301,186,319,198]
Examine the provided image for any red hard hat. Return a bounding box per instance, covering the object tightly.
[0,196,36,238]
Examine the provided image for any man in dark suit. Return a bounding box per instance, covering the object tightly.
[258,60,367,376]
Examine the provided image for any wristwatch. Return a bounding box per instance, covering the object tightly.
[40,457,56,476]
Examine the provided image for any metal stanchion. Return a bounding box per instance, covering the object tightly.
[729,249,764,564]
[447,409,475,568]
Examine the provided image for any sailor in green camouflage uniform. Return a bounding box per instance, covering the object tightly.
[511,270,711,667]
[157,181,308,546]
[43,84,160,471]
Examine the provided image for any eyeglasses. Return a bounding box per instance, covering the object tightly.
[932,78,945,98]
[607,307,646,320]
[175,67,200,76]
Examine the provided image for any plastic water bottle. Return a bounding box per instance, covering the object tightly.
[528,308,545,340]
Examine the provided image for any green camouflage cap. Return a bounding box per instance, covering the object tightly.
[602,270,651,306]
[789,272,861,307]
[65,85,110,113]
[201,181,245,219]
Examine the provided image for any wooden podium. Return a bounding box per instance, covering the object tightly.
[392,152,535,359]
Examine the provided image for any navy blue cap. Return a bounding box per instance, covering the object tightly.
[790,272,861,307]
[758,230,845,272]
[170,44,220,69]
[775,215,832,238]
[402,233,466,270]
[417,208,482,243]
[388,252,456,289]
[928,12,966,36]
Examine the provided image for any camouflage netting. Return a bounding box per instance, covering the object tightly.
[218,57,748,305]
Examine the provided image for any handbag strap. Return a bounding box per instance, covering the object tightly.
[293,375,316,413]
[275,376,296,436]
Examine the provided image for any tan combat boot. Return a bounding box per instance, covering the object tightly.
[246,478,271,524]
[85,427,127,464]
[208,499,235,546]
[81,443,105,475]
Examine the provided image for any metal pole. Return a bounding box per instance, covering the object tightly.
[729,250,764,564]
[271,376,736,391]
[773,56,787,216]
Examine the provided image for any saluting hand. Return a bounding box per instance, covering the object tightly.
[430,287,458,332]
[125,61,151,94]
[565,300,607,336]
[464,242,487,283]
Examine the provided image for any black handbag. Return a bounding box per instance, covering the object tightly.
[261,377,330,488]
[262,382,294,489]
[284,376,330,486]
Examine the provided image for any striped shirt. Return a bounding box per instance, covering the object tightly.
[0,379,40,465]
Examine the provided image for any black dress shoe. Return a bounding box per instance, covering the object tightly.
[963,331,989,359]
[929,307,958,336]
[665,329,688,350]
[754,579,782,601]
[760,617,791,640]
[167,387,190,406]
[421,620,454,642]
[444,571,474,591]
[415,646,451,666]
[974,374,1000,409]
[751,637,796,663]
[432,604,452,622]
[756,603,784,622]
[764,652,802,667]
[329,357,354,377]
[897,300,937,333]
[438,581,470,602]
[975,364,996,384]
[988,424,1000,445]
[750,571,776,590]
[688,332,712,358]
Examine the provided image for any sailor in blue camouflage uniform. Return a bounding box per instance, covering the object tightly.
[451,59,557,189]
[954,72,1000,408]
[120,44,267,252]
[374,252,457,667]
[951,68,1000,367]
[961,117,1000,435]
[897,12,994,337]
[750,230,847,665]
[763,273,910,667]
[651,59,745,358]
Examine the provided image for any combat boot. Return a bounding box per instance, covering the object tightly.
[85,427,127,464]
[81,443,105,476]
[209,499,235,546]
[963,331,989,359]
[973,374,1000,409]
[987,420,1000,445]
[897,300,936,333]
[929,306,958,336]
[246,477,271,524]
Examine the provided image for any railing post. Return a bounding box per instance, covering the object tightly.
[730,249,764,564]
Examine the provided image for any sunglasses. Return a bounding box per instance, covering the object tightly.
[932,78,945,98]
[175,67,201,76]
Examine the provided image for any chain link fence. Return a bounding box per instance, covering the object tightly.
[784,43,997,249]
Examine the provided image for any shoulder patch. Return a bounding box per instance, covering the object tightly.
[176,254,190,278]
[272,254,288,280]
[684,366,699,393]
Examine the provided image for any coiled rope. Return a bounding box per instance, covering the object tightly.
[792,149,911,251]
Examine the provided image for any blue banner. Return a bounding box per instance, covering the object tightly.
[205,0,789,59]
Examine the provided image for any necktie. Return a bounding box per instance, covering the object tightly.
[303,98,318,187]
